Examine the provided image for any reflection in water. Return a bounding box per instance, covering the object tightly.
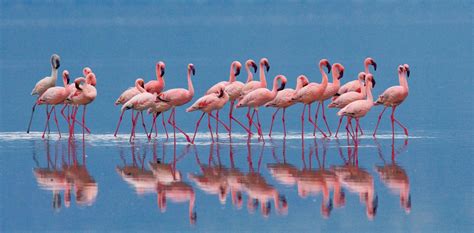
[116,142,196,224]
[375,139,411,213]
[33,139,98,211]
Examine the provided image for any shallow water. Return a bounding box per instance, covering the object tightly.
[1,1,473,232]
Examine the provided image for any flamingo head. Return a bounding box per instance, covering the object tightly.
[358,72,367,82]
[157,61,166,77]
[333,63,345,79]
[260,58,270,72]
[135,78,145,89]
[365,57,377,71]
[319,59,331,73]
[188,63,195,76]
[403,64,410,78]
[51,54,60,69]
[62,70,70,84]
[246,59,257,73]
[86,73,97,86]
[83,67,92,76]
[276,75,287,91]
[296,75,309,89]
[365,73,376,88]
[233,61,242,76]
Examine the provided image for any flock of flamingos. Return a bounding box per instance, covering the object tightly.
[27,54,411,143]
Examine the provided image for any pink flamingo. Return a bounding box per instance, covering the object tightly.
[373,64,410,137]
[67,73,97,138]
[236,75,287,141]
[187,85,231,143]
[337,73,376,143]
[314,63,345,137]
[36,69,72,138]
[225,60,257,134]
[148,100,172,139]
[292,59,331,138]
[27,54,61,133]
[265,75,309,137]
[157,64,196,143]
[145,61,166,94]
[240,58,270,130]
[114,77,145,137]
[120,78,156,141]
[205,61,242,137]
[336,57,376,96]
[328,72,367,137]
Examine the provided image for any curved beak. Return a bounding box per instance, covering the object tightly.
[372,61,377,71]
[326,63,331,73]
[218,88,225,98]
[75,81,82,91]
[66,77,70,84]
[235,66,241,76]
[264,61,270,72]
[277,82,286,91]
[406,68,410,78]
[157,95,169,103]
[191,66,196,75]
[251,62,257,73]
[339,70,344,79]
[371,78,376,88]
[140,82,145,88]
[161,67,165,76]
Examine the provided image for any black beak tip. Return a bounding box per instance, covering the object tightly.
[327,64,332,73]
[277,82,286,91]
[372,78,376,88]
[407,70,410,77]
[161,68,165,76]
[339,70,344,79]
[75,82,82,91]
[235,68,241,76]
[373,62,378,71]
[252,64,257,73]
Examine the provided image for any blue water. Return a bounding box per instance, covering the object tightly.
[0,1,473,232]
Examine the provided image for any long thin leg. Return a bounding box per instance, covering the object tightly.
[301,104,306,139]
[42,106,54,138]
[321,101,332,137]
[345,117,355,142]
[60,104,70,129]
[215,110,219,139]
[308,103,327,137]
[52,106,61,138]
[313,102,321,136]
[82,105,86,139]
[358,123,364,136]
[169,108,191,143]
[249,109,261,137]
[162,113,169,139]
[27,102,37,133]
[255,109,264,143]
[373,106,387,137]
[246,107,252,133]
[392,106,409,136]
[114,110,126,137]
[268,108,280,137]
[140,111,150,140]
[209,112,230,132]
[46,104,50,135]
[335,116,343,138]
[154,113,158,138]
[130,111,139,142]
[391,106,396,138]
[191,112,206,143]
[207,113,214,143]
[355,118,360,145]
[282,108,287,137]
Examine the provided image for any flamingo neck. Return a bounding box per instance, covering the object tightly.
[229,63,236,83]
[270,77,280,98]
[399,71,409,91]
[295,79,304,91]
[51,68,58,82]
[319,66,328,89]
[366,82,373,102]
[187,70,194,96]
[364,62,370,74]
[259,63,267,87]
[137,82,146,93]
[332,72,340,87]
[62,76,68,87]
[360,79,367,97]
[156,66,164,83]
[245,64,253,83]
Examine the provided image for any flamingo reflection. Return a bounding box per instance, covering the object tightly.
[375,139,411,213]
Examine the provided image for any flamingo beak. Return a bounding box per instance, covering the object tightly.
[161,67,165,76]
[371,78,376,88]
[75,82,82,91]
[339,70,344,79]
[51,54,60,69]
[326,63,331,73]
[218,89,224,98]
[372,61,377,71]
[264,61,270,72]
[406,69,410,78]
[252,62,257,73]
[191,66,196,75]
[157,94,169,103]
[277,82,286,91]
[235,66,241,76]
[66,77,70,84]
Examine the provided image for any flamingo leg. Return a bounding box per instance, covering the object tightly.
[282,108,287,137]
[268,108,280,137]
[308,103,327,138]
[154,113,158,138]
[46,104,51,135]
[42,106,54,138]
[321,101,332,137]
[27,102,37,133]
[52,106,61,138]
[390,107,395,138]
[313,102,321,136]
[114,110,126,137]
[191,112,206,143]
[301,104,306,138]
[140,111,150,140]
[74,112,91,134]
[335,116,343,138]
[82,105,86,139]
[355,118,360,145]
[209,112,230,133]
[169,108,191,143]
[392,106,409,136]
[255,109,264,143]
[229,101,233,133]
[358,123,364,136]
[148,113,156,138]
[345,117,356,142]
[207,113,214,143]
[215,110,219,139]
[162,113,169,139]
[246,107,252,132]
[60,104,70,129]
[373,106,387,137]
[249,109,262,137]
[130,111,139,142]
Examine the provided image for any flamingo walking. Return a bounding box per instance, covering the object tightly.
[187,85,231,143]
[328,72,367,137]
[373,64,410,137]
[148,101,172,139]
[337,74,376,143]
[314,63,345,136]
[157,64,196,143]
[236,75,287,141]
[265,75,309,137]
[292,59,331,138]
[120,78,156,141]
[67,72,97,138]
[240,58,270,131]
[145,61,166,94]
[27,54,61,133]
[36,69,72,138]
[335,57,376,96]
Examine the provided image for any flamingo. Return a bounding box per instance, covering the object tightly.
[313,63,345,137]
[120,78,156,141]
[145,61,166,94]
[265,75,309,137]
[236,75,287,141]
[27,54,61,133]
[67,72,97,138]
[187,85,231,143]
[147,100,172,139]
[373,64,410,138]
[335,57,376,96]
[292,59,331,138]
[114,77,146,137]
[225,60,256,134]
[36,69,72,138]
[240,58,270,131]
[337,73,376,143]
[205,61,242,137]
[328,72,367,137]
[157,64,196,143]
